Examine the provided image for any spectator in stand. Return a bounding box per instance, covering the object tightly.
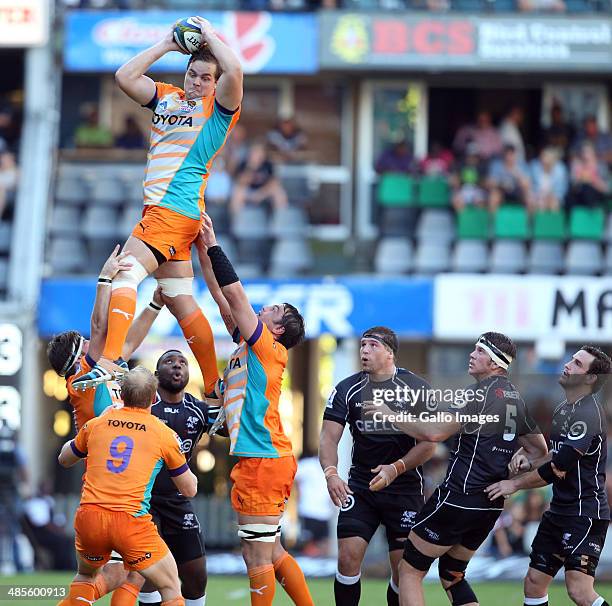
[567,141,609,208]
[115,115,145,150]
[0,135,17,219]
[541,103,574,158]
[518,0,565,11]
[523,489,547,523]
[229,141,288,215]
[492,501,527,557]
[451,142,487,211]
[73,104,114,149]
[223,123,249,177]
[487,144,531,211]
[453,110,503,161]
[375,137,415,174]
[267,115,308,163]
[419,141,453,176]
[500,106,526,163]
[529,147,568,212]
[573,114,612,166]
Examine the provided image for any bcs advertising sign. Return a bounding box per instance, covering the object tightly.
[0,0,48,47]
[65,11,318,74]
[321,13,612,72]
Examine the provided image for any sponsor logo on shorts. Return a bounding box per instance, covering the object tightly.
[562,532,572,547]
[182,513,198,529]
[423,527,439,542]
[401,510,417,528]
[83,554,104,562]
[588,541,601,553]
[340,495,355,512]
[568,421,587,441]
[169,246,176,257]
[127,552,152,566]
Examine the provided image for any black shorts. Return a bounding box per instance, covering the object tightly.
[150,495,205,564]
[530,511,608,577]
[337,488,424,551]
[410,487,503,551]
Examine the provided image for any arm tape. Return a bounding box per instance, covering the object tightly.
[207,245,239,288]
[552,445,581,472]
[537,461,556,484]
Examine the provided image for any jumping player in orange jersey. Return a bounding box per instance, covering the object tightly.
[195,215,313,606]
[58,367,197,606]
[73,16,242,397]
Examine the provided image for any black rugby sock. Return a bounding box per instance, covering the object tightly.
[386,581,400,606]
[334,572,361,605]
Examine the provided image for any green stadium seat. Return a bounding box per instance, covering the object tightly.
[457,207,489,239]
[418,176,450,207]
[493,206,529,239]
[569,207,605,240]
[377,173,416,207]
[532,211,566,240]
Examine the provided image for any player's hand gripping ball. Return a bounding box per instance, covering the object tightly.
[173,17,204,54]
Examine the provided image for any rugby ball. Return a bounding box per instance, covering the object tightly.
[173,17,203,54]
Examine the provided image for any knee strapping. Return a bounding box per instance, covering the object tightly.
[157,277,194,297]
[112,256,149,290]
[438,554,469,584]
[237,523,280,543]
[402,537,436,572]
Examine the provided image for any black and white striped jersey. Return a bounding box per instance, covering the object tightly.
[548,395,609,520]
[323,368,433,495]
[151,392,221,497]
[443,375,537,495]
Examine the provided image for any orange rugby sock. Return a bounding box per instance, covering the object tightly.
[103,287,138,360]
[110,582,140,606]
[178,309,219,394]
[273,552,314,606]
[160,598,185,606]
[93,573,108,599]
[248,565,276,606]
[68,581,96,605]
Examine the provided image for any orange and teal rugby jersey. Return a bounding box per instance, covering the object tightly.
[223,320,293,458]
[67,353,123,432]
[71,406,187,516]
[143,82,240,220]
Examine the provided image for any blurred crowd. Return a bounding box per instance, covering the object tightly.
[0,97,19,222]
[376,104,612,216]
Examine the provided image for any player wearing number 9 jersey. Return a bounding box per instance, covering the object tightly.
[58,367,197,606]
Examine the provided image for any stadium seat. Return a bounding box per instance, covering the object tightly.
[206,202,231,236]
[532,211,566,240]
[270,207,308,238]
[380,207,418,238]
[457,207,489,239]
[55,176,88,207]
[377,173,416,207]
[82,206,120,240]
[0,258,7,291]
[270,238,313,277]
[50,206,81,237]
[232,206,269,239]
[124,181,143,206]
[374,238,413,274]
[569,207,605,240]
[118,205,144,239]
[49,237,87,274]
[0,222,11,254]
[604,245,612,275]
[418,176,450,207]
[413,242,450,275]
[604,212,612,243]
[490,240,526,274]
[416,210,454,244]
[451,241,489,273]
[565,241,603,275]
[280,176,313,207]
[527,242,564,275]
[88,178,126,207]
[493,206,529,239]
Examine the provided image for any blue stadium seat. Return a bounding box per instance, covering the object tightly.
[528,242,564,275]
[374,238,413,275]
[451,241,489,273]
[489,240,526,274]
[565,242,603,275]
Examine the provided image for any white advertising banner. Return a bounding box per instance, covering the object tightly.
[434,275,612,342]
[0,0,48,47]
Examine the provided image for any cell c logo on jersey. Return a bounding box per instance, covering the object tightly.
[340,495,355,512]
[568,421,587,441]
[180,439,192,453]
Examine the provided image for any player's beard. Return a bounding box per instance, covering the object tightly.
[159,375,188,394]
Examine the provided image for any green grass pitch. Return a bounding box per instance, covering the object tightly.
[2,573,612,605]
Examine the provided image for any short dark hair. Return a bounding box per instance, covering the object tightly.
[121,367,158,409]
[276,303,305,350]
[47,331,82,376]
[581,345,611,393]
[156,350,184,370]
[187,47,222,81]
[481,331,517,364]
[362,326,399,357]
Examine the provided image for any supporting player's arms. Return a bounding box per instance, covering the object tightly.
[89,246,134,362]
[115,26,181,105]
[122,286,164,361]
[171,468,198,498]
[369,441,436,492]
[319,419,353,507]
[508,434,549,476]
[193,17,243,111]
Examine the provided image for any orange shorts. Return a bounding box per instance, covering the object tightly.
[230,456,297,516]
[132,205,201,262]
[74,505,169,571]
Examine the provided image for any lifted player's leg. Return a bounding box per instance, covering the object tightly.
[272,536,313,606]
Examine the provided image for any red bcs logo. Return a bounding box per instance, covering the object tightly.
[372,19,475,56]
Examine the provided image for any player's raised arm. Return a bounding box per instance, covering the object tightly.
[199,215,258,340]
[115,25,182,105]
[193,17,243,111]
